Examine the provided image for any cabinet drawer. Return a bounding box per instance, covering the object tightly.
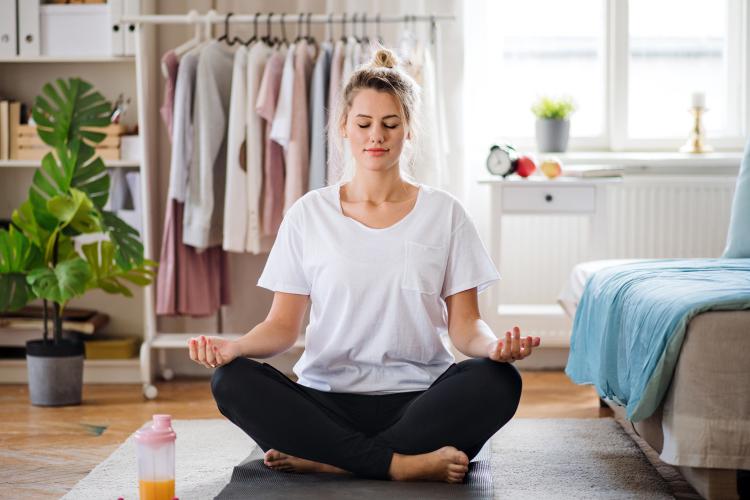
[501,185,595,214]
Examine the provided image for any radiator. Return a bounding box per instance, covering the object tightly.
[493,176,736,348]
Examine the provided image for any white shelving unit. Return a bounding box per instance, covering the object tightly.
[0,56,134,63]
[0,159,140,168]
[0,29,145,385]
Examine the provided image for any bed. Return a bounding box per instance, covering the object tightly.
[560,259,750,500]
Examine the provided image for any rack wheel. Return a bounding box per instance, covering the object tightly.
[143,384,158,400]
[161,368,175,381]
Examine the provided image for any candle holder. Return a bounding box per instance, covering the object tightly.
[680,106,713,154]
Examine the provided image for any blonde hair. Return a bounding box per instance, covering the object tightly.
[329,46,422,183]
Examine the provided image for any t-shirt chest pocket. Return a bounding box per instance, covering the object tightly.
[401,241,447,295]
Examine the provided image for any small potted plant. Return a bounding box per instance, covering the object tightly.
[0,77,156,406]
[531,96,576,153]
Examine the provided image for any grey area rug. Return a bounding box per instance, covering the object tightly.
[62,418,672,500]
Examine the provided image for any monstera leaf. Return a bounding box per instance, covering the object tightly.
[0,226,43,312]
[27,257,91,304]
[29,78,111,224]
[47,187,102,234]
[82,240,155,297]
[32,78,111,148]
[101,211,145,271]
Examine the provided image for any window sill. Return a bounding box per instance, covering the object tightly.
[552,151,742,175]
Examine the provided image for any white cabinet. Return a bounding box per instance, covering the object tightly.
[478,176,621,351]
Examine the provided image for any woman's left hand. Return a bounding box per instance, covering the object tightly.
[488,326,541,363]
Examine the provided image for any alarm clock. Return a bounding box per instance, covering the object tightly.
[486,144,519,177]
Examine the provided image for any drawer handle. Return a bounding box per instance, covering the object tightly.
[544,194,554,203]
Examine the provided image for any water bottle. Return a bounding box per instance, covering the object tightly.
[135,414,176,500]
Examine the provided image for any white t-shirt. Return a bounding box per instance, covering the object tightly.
[257,182,501,394]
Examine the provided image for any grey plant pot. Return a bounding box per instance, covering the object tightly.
[535,118,571,153]
[26,339,84,406]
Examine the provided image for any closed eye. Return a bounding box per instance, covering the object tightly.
[357,124,399,129]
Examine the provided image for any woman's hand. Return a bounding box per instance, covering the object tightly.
[187,335,240,369]
[487,326,541,363]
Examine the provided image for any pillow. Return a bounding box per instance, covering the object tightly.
[723,138,750,258]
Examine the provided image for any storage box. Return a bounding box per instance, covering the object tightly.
[84,337,139,360]
[40,4,111,57]
[119,134,141,162]
[13,124,125,161]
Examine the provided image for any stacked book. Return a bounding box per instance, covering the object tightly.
[0,306,110,347]
[561,164,625,178]
[0,100,23,161]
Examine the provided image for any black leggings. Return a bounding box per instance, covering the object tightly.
[211,356,522,480]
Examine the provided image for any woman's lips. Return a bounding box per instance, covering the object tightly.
[365,148,388,156]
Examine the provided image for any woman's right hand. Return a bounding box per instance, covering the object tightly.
[187,335,240,369]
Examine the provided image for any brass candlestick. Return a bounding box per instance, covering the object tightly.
[680,106,713,153]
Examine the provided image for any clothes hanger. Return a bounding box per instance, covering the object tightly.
[161,9,200,78]
[360,13,370,45]
[340,12,348,44]
[351,13,361,43]
[279,13,289,47]
[262,12,273,46]
[217,13,238,46]
[326,12,334,44]
[243,12,259,46]
[293,12,305,43]
[375,13,384,45]
[305,12,319,56]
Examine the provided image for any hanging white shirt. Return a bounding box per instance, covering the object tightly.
[223,45,249,252]
[245,41,273,253]
[257,182,501,394]
[269,42,295,151]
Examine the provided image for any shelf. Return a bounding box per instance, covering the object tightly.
[0,159,140,168]
[0,357,141,384]
[497,304,567,317]
[0,56,135,63]
[150,333,306,351]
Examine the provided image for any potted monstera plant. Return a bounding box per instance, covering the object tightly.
[0,77,156,406]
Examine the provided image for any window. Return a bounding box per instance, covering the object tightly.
[629,0,733,138]
[488,0,606,139]
[468,0,746,150]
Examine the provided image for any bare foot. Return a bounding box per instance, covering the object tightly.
[264,449,351,475]
[389,446,470,483]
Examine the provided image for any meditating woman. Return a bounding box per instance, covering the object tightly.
[188,47,541,483]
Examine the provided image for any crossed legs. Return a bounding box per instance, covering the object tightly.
[211,357,522,481]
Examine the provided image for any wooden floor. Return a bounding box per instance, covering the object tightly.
[0,371,632,499]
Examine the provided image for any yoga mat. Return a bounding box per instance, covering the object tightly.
[215,442,494,499]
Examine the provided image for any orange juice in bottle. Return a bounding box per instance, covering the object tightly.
[135,415,176,500]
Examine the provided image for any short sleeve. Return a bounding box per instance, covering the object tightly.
[257,212,311,295]
[441,216,501,300]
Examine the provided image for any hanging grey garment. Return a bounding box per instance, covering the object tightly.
[168,50,198,202]
[308,41,332,191]
[107,167,130,210]
[183,41,235,250]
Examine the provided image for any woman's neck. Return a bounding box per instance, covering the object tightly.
[344,167,414,204]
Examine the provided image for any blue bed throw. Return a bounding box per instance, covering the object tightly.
[565,258,750,421]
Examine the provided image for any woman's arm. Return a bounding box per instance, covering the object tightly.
[445,288,497,358]
[235,292,310,358]
[446,288,540,361]
[188,292,309,368]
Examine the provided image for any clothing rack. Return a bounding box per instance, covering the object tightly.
[125,10,455,399]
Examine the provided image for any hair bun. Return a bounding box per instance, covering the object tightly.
[372,48,398,69]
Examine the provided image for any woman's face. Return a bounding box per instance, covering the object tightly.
[343,88,409,174]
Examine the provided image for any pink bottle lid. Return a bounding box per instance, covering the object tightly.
[135,414,177,445]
